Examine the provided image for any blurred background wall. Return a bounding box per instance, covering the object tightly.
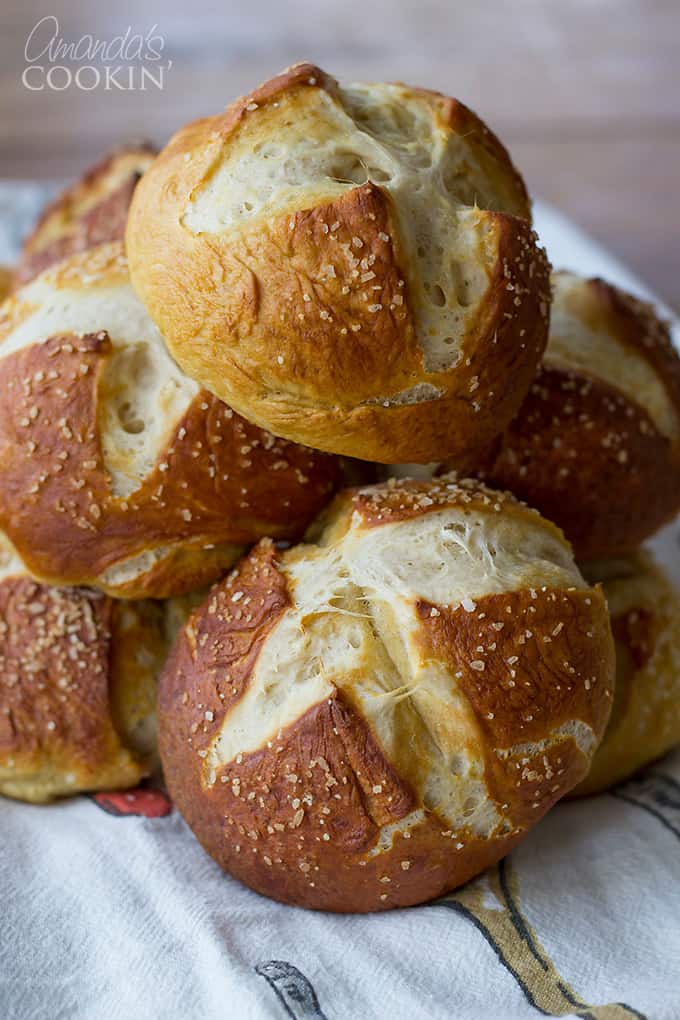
[1,0,677,304]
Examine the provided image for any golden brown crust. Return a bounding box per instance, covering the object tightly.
[0,529,190,803]
[308,474,563,550]
[13,144,156,288]
[159,481,614,912]
[206,181,423,406]
[126,64,550,464]
[447,273,680,559]
[158,542,511,911]
[160,539,290,726]
[0,576,152,803]
[417,587,612,825]
[0,237,367,598]
[220,63,340,135]
[0,577,131,795]
[572,553,680,796]
[485,365,680,559]
[0,329,347,597]
[162,677,524,912]
[566,276,680,411]
[353,473,547,525]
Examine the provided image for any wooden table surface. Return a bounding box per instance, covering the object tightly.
[1,0,678,307]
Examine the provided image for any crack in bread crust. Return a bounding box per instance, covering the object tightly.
[0,244,350,597]
[445,272,680,560]
[159,477,615,911]
[126,63,551,464]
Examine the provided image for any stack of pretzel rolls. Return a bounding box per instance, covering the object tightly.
[0,136,367,801]
[2,63,679,913]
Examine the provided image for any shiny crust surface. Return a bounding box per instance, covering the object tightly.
[159,478,614,911]
[487,365,680,558]
[126,63,550,464]
[0,574,138,802]
[467,274,680,558]
[0,245,351,597]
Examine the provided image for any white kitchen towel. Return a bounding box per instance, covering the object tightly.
[0,189,679,1020]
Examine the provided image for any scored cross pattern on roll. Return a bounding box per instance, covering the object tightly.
[126,63,551,465]
[159,476,614,912]
[0,242,358,598]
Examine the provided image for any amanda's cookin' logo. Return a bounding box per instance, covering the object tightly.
[23,16,172,92]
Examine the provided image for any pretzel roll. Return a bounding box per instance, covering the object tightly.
[126,63,551,465]
[13,143,156,289]
[478,273,680,559]
[573,551,680,797]
[159,476,614,912]
[0,538,173,803]
[0,242,350,598]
